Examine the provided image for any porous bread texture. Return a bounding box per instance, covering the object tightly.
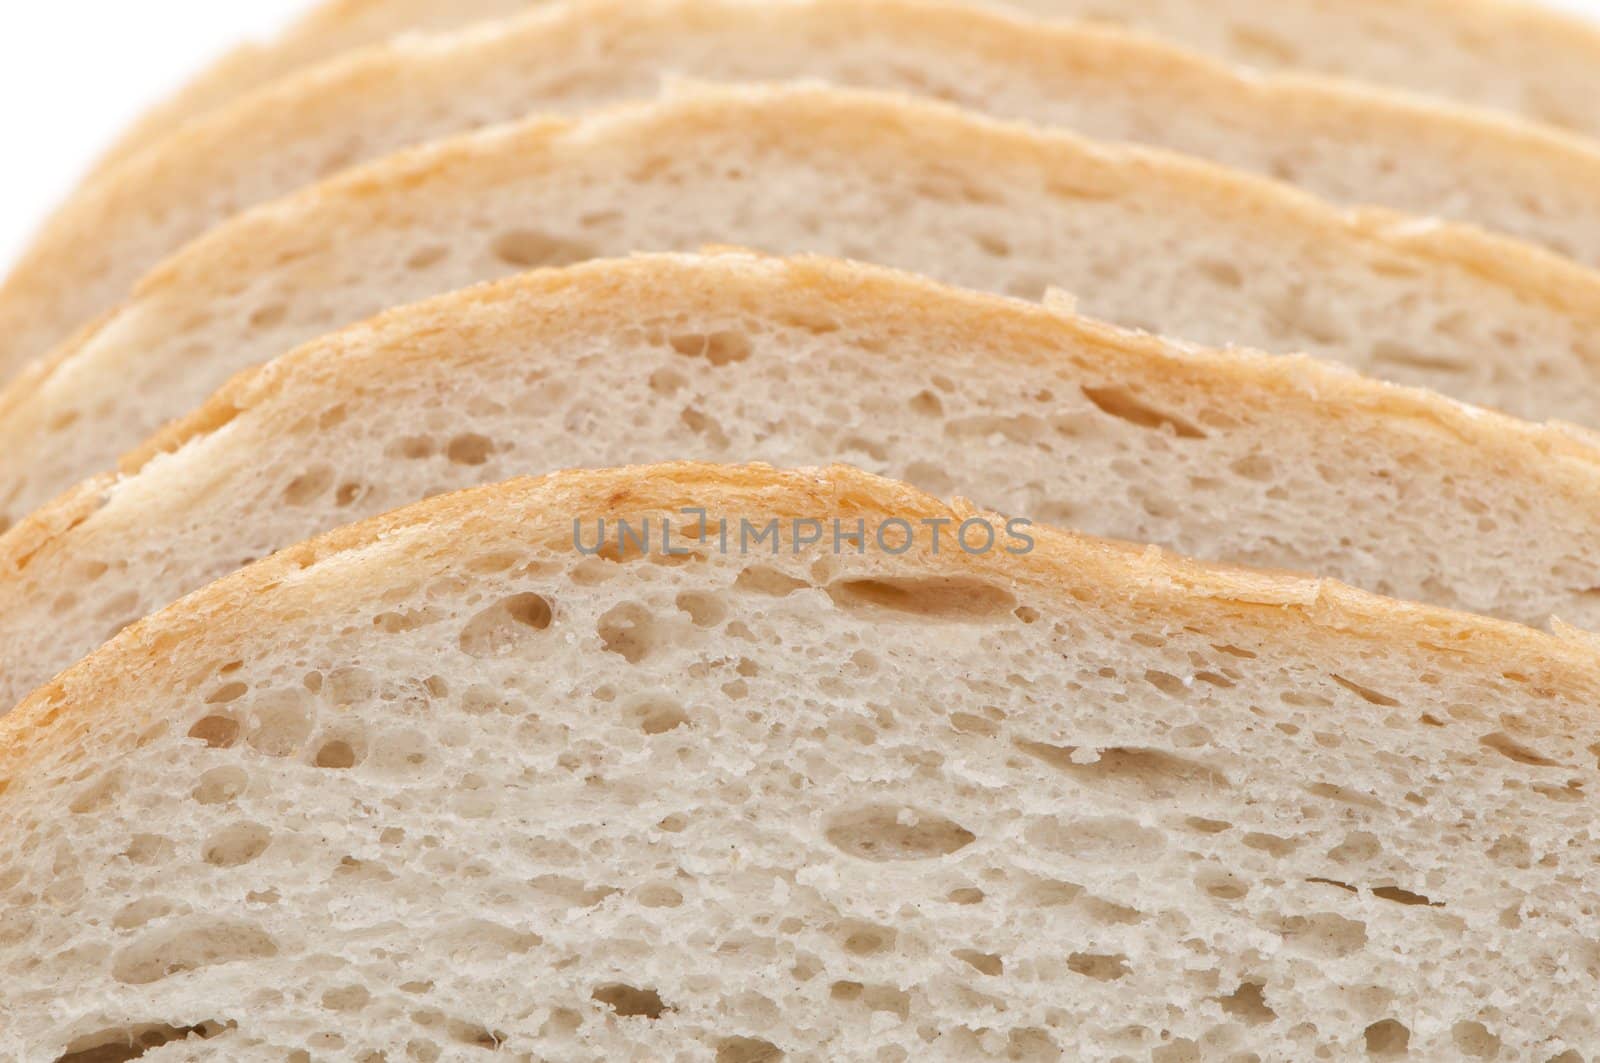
[8,82,1600,532]
[4,463,1600,1060]
[78,0,1600,174]
[14,251,1600,711]
[16,0,1600,392]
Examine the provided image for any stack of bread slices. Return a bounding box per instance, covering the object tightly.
[6,1,1600,1058]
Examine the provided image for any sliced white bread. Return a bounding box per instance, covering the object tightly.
[12,251,1600,709]
[8,84,1600,535]
[16,0,1600,388]
[5,461,1600,1058]
[81,0,1600,176]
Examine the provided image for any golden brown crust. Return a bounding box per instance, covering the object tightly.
[6,461,1600,782]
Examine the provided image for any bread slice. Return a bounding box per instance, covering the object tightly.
[5,460,1600,1058]
[9,83,1600,535]
[81,0,1600,178]
[17,0,1600,390]
[12,250,1600,710]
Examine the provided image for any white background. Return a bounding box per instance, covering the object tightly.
[2,0,1600,274]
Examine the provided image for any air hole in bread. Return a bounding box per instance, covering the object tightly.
[449,1019,506,1048]
[1219,981,1276,1025]
[192,767,247,806]
[1276,912,1368,958]
[325,667,374,706]
[950,712,999,737]
[391,435,436,460]
[203,822,271,868]
[591,983,669,1019]
[1080,385,1205,438]
[187,715,239,749]
[628,698,689,735]
[111,920,277,985]
[122,834,174,865]
[715,1036,784,1063]
[405,245,449,271]
[674,591,726,627]
[953,948,1003,976]
[596,603,664,664]
[112,898,174,931]
[944,414,1049,446]
[1305,781,1384,810]
[248,303,287,330]
[1329,675,1402,707]
[635,884,683,909]
[826,578,1016,621]
[1082,896,1146,929]
[735,566,810,597]
[829,981,911,1018]
[69,772,123,815]
[1066,952,1129,982]
[680,406,730,448]
[1015,742,1229,799]
[908,390,943,417]
[458,593,554,659]
[444,434,493,466]
[1372,886,1440,907]
[282,466,334,506]
[1328,831,1382,865]
[315,985,370,1014]
[244,690,315,757]
[1243,832,1298,858]
[824,805,975,862]
[205,682,248,705]
[1196,258,1245,289]
[648,367,686,395]
[1478,732,1560,767]
[1531,779,1587,802]
[313,739,358,769]
[490,230,594,270]
[1019,879,1083,908]
[838,921,895,956]
[55,1020,235,1061]
[972,233,1011,259]
[1452,1021,1503,1058]
[334,482,364,507]
[1363,1018,1411,1057]
[1197,868,1250,900]
[670,331,751,367]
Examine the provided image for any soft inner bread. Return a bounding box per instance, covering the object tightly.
[83,0,1600,177]
[8,83,1600,534]
[10,251,1600,709]
[4,462,1600,1059]
[17,0,1600,389]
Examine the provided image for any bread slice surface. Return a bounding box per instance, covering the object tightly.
[83,0,1600,175]
[11,251,1600,709]
[4,461,1600,1058]
[8,83,1600,532]
[16,0,1600,390]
